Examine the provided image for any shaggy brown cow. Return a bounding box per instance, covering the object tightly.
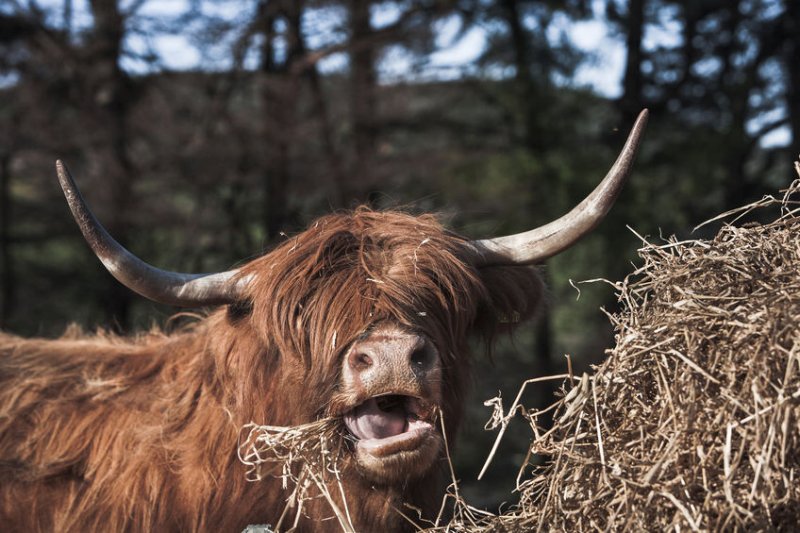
[0,111,647,532]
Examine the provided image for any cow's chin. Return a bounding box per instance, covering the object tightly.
[343,395,442,483]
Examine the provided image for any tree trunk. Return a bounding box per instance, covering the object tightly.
[288,6,348,207]
[620,0,645,125]
[502,0,531,84]
[0,153,13,327]
[501,0,555,410]
[305,57,348,207]
[259,0,304,241]
[785,0,800,148]
[63,0,73,36]
[87,0,133,329]
[501,0,546,151]
[713,1,753,208]
[349,0,377,195]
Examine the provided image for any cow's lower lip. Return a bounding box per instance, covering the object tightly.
[342,395,437,457]
[356,419,436,457]
[350,416,442,482]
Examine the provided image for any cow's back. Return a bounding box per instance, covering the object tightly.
[0,331,190,531]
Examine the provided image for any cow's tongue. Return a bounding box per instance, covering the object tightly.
[344,397,408,440]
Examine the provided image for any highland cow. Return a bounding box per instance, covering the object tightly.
[0,111,647,532]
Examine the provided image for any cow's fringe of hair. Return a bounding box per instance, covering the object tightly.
[248,207,541,362]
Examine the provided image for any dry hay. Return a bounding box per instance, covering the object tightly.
[238,418,355,531]
[455,171,800,532]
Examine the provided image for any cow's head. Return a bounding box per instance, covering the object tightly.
[54,110,647,484]
[228,207,545,482]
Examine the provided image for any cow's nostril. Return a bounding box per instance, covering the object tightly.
[350,352,373,371]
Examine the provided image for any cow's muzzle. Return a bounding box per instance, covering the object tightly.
[341,393,441,482]
[343,394,437,455]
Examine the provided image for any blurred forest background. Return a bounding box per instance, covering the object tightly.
[1,0,798,509]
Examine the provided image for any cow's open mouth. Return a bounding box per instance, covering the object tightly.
[343,395,437,457]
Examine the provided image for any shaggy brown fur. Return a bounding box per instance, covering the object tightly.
[0,207,542,532]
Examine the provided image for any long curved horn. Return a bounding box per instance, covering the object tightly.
[468,109,649,266]
[56,160,246,307]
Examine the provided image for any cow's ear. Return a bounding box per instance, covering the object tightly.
[227,298,253,324]
[475,265,545,334]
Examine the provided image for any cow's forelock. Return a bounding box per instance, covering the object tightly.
[241,209,485,369]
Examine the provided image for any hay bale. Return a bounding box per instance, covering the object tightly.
[450,174,800,532]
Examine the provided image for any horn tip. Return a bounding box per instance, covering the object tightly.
[55,159,70,179]
[623,109,649,152]
[635,108,649,127]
